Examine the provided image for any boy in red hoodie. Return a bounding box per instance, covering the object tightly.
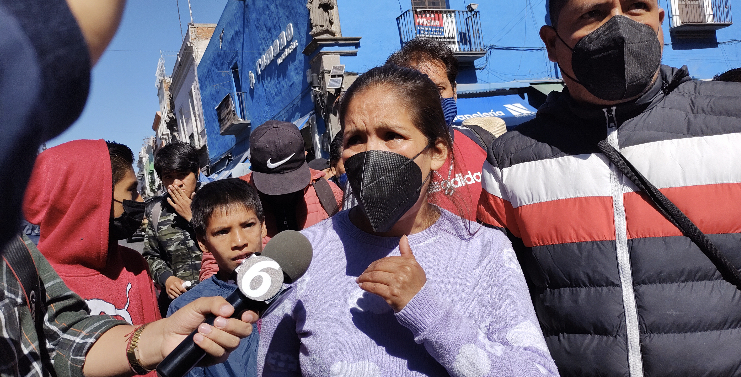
[24,139,161,326]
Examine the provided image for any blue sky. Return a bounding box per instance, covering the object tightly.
[47,0,228,159]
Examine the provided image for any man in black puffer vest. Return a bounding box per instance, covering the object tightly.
[477,0,741,376]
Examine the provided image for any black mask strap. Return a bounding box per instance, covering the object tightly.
[553,28,575,52]
[550,28,584,86]
[557,63,582,86]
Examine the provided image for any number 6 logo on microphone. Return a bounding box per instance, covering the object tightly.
[236,255,285,301]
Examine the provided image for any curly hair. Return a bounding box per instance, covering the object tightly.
[385,38,458,89]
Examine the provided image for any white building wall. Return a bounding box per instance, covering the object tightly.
[170,24,215,150]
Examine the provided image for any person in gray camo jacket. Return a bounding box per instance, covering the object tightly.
[143,142,203,317]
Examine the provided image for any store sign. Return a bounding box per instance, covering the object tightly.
[414,12,458,51]
[453,96,538,127]
[503,103,535,117]
[454,110,507,122]
[255,23,296,75]
[414,13,444,36]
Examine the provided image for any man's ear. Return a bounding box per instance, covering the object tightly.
[429,137,449,172]
[658,7,665,24]
[261,221,267,239]
[453,83,458,101]
[540,25,559,63]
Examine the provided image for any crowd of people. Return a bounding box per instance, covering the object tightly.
[2,0,740,376]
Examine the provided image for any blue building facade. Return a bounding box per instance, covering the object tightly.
[198,0,739,176]
[198,0,316,176]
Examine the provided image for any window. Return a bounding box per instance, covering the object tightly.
[412,0,448,10]
[231,62,243,119]
[668,0,732,31]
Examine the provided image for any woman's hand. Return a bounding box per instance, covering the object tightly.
[167,185,194,221]
[357,235,426,312]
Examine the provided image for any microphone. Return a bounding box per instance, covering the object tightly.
[156,230,312,377]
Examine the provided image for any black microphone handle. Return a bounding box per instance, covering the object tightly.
[156,289,269,377]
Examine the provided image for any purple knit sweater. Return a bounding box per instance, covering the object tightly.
[258,209,559,376]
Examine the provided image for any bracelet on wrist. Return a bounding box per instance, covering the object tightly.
[126,324,154,375]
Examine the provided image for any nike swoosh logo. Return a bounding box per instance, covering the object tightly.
[266,153,296,169]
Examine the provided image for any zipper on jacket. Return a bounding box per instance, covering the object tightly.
[604,106,618,129]
[603,106,644,377]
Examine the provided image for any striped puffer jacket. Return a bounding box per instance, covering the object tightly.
[477,65,741,377]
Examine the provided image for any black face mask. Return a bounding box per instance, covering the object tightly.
[345,148,431,233]
[556,15,662,101]
[110,199,145,240]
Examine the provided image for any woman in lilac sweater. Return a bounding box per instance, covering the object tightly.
[258,65,559,376]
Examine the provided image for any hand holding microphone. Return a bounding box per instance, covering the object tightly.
[157,230,313,377]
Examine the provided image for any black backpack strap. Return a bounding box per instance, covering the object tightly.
[145,197,163,238]
[597,139,741,289]
[312,177,340,216]
[2,235,44,323]
[452,124,495,153]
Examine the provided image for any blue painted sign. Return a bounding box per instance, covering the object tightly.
[453,94,538,127]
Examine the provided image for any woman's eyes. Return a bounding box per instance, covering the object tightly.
[344,131,404,147]
[345,135,361,147]
[384,132,404,141]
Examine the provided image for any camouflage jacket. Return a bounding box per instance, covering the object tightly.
[1,235,125,377]
[142,196,202,287]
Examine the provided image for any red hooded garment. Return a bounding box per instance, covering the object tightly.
[23,139,161,326]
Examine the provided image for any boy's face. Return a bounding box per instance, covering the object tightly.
[198,205,267,279]
[162,170,198,198]
[112,167,142,218]
[412,59,456,100]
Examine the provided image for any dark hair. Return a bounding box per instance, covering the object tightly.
[154,142,200,177]
[548,0,566,28]
[339,65,453,153]
[191,178,264,239]
[714,67,741,82]
[106,141,134,186]
[329,130,343,167]
[385,38,458,89]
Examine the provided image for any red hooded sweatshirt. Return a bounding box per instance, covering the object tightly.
[23,139,160,326]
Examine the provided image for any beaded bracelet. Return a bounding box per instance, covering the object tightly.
[126,324,153,375]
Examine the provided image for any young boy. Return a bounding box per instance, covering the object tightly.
[24,140,160,328]
[144,142,203,317]
[168,178,266,377]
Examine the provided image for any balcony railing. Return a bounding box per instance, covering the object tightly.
[216,93,250,136]
[669,0,732,31]
[397,9,486,63]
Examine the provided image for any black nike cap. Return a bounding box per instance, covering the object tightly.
[249,120,310,195]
